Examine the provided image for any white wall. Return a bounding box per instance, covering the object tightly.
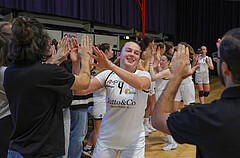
[95,34,119,50]
[45,29,62,41]
[45,30,119,50]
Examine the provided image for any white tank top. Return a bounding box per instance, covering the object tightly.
[196,55,209,74]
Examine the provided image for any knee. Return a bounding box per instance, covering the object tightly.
[199,91,204,97]
[204,91,210,97]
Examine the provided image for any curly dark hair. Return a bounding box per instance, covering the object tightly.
[10,17,51,65]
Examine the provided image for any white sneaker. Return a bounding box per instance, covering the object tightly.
[82,145,93,157]
[146,123,157,132]
[171,142,177,149]
[145,131,150,137]
[162,142,177,151]
[144,124,152,134]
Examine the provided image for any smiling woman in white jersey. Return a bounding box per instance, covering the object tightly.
[192,46,214,104]
[74,42,151,158]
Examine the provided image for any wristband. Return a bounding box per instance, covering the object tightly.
[149,63,153,66]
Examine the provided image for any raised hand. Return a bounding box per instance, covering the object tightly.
[216,38,222,50]
[79,34,92,59]
[152,45,157,57]
[195,54,199,61]
[213,38,222,62]
[150,55,154,64]
[51,36,70,65]
[89,46,114,70]
[171,45,199,79]
[69,37,80,63]
[45,45,56,63]
[192,54,199,66]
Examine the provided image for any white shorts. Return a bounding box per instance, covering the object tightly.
[195,72,209,84]
[92,135,145,158]
[88,89,106,119]
[148,81,155,96]
[174,81,195,105]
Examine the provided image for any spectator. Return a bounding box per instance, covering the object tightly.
[4,17,91,157]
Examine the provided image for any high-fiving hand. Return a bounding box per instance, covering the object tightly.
[51,36,70,65]
[88,46,114,70]
[171,44,200,79]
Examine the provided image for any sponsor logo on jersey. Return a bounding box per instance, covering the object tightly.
[106,79,124,85]
[125,85,136,94]
[107,98,136,108]
[106,85,114,88]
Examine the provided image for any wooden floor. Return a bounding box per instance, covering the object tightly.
[145,75,225,158]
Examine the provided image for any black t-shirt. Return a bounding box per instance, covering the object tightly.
[4,63,75,157]
[167,86,240,158]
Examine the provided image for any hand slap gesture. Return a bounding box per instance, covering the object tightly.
[79,34,92,59]
[45,45,56,63]
[51,36,70,65]
[171,44,200,79]
[88,46,114,70]
[213,38,222,62]
[69,37,80,63]
[216,38,222,50]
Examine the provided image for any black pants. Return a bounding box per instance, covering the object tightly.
[0,115,13,158]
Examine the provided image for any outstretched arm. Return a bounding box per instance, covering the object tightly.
[152,45,199,135]
[71,35,91,90]
[149,56,170,81]
[73,78,103,95]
